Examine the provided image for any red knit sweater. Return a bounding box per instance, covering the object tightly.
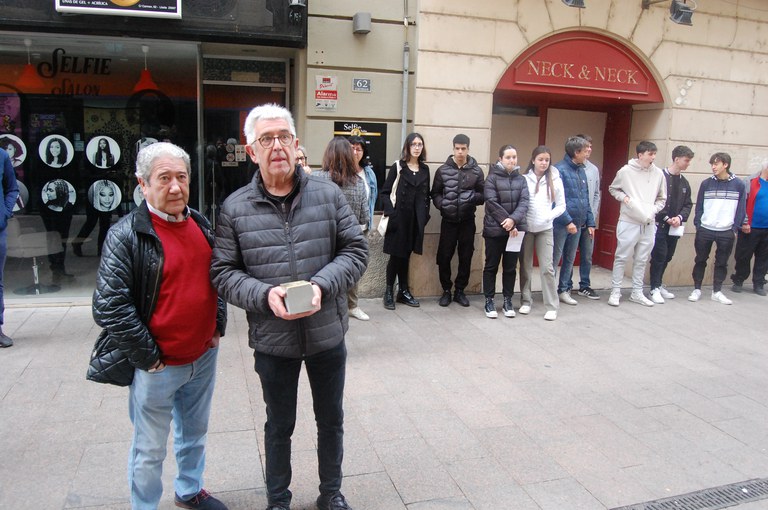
[149,214,218,365]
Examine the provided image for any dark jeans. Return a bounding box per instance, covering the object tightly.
[386,254,410,288]
[692,228,735,292]
[482,235,518,298]
[254,341,347,506]
[649,223,680,289]
[436,218,475,292]
[731,227,768,287]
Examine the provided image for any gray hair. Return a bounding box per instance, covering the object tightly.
[762,157,768,171]
[243,103,296,145]
[135,142,190,182]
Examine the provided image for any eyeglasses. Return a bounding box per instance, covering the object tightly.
[410,143,424,148]
[253,133,294,149]
[351,146,364,153]
[296,156,306,162]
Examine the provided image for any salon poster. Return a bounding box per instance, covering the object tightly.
[55,0,181,19]
[315,75,338,112]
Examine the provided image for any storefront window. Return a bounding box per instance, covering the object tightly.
[1,34,198,299]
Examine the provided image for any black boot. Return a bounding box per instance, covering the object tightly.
[72,242,83,257]
[396,288,420,307]
[383,285,395,310]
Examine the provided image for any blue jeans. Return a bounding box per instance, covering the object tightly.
[0,228,6,326]
[553,224,582,294]
[255,341,347,507]
[571,226,594,290]
[128,346,219,509]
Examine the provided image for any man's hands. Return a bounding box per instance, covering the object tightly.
[501,218,515,232]
[268,283,322,320]
[567,222,578,234]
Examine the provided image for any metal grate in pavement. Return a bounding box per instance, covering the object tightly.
[611,478,768,510]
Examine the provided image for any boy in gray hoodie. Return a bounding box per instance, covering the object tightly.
[607,141,667,307]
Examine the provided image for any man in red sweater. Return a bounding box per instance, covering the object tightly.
[93,142,228,510]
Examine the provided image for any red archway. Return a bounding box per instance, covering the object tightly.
[494,30,664,268]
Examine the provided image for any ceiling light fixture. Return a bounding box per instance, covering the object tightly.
[16,38,46,92]
[562,0,586,7]
[132,45,160,93]
[642,0,695,26]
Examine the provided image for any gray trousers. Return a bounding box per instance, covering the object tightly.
[611,220,656,291]
[519,229,559,313]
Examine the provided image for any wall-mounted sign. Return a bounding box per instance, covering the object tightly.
[55,0,182,19]
[315,75,338,112]
[352,78,371,93]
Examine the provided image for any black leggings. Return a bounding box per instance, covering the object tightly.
[386,255,410,288]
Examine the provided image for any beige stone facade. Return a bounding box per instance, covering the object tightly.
[299,0,768,299]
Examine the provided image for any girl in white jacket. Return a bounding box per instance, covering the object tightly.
[519,146,566,320]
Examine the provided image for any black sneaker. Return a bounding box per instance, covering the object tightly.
[453,290,470,307]
[438,290,451,307]
[0,332,13,348]
[731,282,743,293]
[578,287,600,300]
[755,286,767,297]
[266,505,291,510]
[174,489,228,510]
[502,297,515,318]
[484,297,498,318]
[316,492,352,510]
[396,289,420,307]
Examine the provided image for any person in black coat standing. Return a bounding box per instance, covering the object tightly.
[380,132,431,309]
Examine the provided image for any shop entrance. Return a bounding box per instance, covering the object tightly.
[200,56,289,227]
[491,31,664,268]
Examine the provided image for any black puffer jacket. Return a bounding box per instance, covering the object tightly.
[431,155,485,222]
[211,168,368,358]
[483,162,530,238]
[92,201,227,371]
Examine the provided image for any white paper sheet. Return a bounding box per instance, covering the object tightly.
[505,231,525,252]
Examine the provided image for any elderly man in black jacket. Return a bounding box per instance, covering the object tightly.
[211,104,368,510]
[92,142,228,510]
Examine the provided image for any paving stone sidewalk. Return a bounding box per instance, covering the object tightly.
[1,287,768,509]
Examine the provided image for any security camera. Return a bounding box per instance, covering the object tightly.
[289,0,306,8]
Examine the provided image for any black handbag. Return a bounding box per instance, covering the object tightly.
[86,329,135,387]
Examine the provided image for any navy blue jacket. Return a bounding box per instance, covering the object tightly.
[553,156,595,229]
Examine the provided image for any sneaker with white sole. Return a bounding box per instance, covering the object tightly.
[711,291,733,305]
[559,291,578,306]
[518,304,531,315]
[659,286,675,299]
[577,287,600,300]
[544,310,557,321]
[502,297,515,318]
[608,291,621,307]
[484,298,498,318]
[629,291,654,307]
[688,289,701,302]
[650,288,665,304]
[348,307,370,321]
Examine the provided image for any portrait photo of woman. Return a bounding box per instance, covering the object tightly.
[39,135,74,169]
[88,179,122,212]
[87,136,120,169]
[0,134,26,167]
[41,178,76,212]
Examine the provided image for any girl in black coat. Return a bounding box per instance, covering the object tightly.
[380,132,431,309]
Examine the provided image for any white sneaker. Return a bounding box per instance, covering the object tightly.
[608,291,621,307]
[559,291,578,306]
[518,304,531,315]
[659,286,676,299]
[711,291,733,305]
[688,289,701,302]
[349,307,370,321]
[650,288,665,304]
[629,291,654,307]
[544,310,557,321]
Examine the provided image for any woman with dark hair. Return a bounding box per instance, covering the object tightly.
[380,132,431,310]
[0,136,24,167]
[45,136,69,168]
[316,137,370,320]
[40,179,75,280]
[349,135,377,232]
[92,137,115,168]
[518,145,566,321]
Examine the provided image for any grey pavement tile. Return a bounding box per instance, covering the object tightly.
[407,408,474,439]
[642,404,746,451]
[621,457,704,501]
[350,394,421,443]
[523,477,606,510]
[386,465,463,505]
[68,441,132,508]
[565,414,657,468]
[445,456,518,492]
[374,437,441,472]
[464,483,541,510]
[423,430,488,464]
[205,430,264,492]
[406,496,474,509]
[343,444,386,476]
[497,447,570,485]
[337,472,406,510]
[710,416,768,451]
